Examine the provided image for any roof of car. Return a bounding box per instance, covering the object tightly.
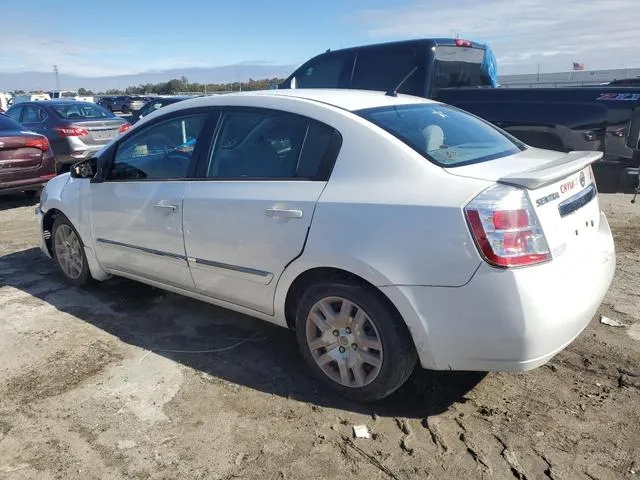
[172,89,432,113]
[19,100,97,106]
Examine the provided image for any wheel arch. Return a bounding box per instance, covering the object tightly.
[280,266,404,336]
[41,205,110,282]
[276,260,437,370]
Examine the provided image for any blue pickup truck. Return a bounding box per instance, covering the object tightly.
[280,38,640,193]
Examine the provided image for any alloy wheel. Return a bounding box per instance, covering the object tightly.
[305,296,383,388]
[54,224,84,280]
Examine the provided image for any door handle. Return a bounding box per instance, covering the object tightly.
[265,208,303,219]
[154,203,179,212]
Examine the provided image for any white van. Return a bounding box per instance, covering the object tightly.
[12,93,51,104]
[0,93,12,112]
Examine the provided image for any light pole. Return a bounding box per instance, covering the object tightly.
[53,65,60,91]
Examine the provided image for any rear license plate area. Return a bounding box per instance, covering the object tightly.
[92,130,115,141]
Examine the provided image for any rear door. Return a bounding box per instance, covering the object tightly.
[182,108,342,314]
[90,109,213,289]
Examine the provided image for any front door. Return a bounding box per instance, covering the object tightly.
[90,111,210,289]
[183,108,341,314]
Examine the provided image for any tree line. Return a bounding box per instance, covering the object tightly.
[82,77,284,96]
[8,77,285,97]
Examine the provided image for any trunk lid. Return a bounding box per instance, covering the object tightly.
[68,119,124,145]
[447,148,603,258]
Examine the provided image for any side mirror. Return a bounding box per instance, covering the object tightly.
[70,158,96,179]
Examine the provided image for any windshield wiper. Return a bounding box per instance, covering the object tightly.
[385,66,418,97]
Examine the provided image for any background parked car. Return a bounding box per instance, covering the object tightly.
[97,96,129,113]
[5,100,130,172]
[0,113,55,197]
[122,96,149,113]
[130,96,193,123]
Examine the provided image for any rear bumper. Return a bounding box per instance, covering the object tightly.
[55,144,104,166]
[382,210,615,371]
[0,173,56,194]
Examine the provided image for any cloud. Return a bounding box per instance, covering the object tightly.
[350,0,640,73]
[0,26,211,77]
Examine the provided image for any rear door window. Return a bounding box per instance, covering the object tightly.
[351,45,422,95]
[290,52,353,88]
[21,105,46,123]
[207,109,340,180]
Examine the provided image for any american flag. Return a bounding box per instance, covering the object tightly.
[572,62,585,71]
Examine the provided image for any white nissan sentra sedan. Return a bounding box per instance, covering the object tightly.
[36,89,615,402]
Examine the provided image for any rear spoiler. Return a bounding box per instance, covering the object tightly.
[499,151,602,190]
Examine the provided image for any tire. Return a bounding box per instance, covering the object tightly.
[51,215,92,286]
[295,280,417,402]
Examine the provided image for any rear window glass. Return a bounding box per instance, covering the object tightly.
[0,114,22,131]
[357,104,525,167]
[51,103,111,119]
[432,46,492,90]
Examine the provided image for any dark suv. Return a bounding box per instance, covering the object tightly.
[97,96,129,112]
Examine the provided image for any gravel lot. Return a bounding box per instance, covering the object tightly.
[0,192,638,480]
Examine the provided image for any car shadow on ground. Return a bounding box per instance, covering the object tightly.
[1,247,485,419]
[0,193,39,211]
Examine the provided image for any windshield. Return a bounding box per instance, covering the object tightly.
[52,103,112,119]
[61,91,77,98]
[357,103,525,167]
[432,46,493,90]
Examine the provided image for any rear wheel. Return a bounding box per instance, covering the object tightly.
[52,215,92,286]
[295,281,417,402]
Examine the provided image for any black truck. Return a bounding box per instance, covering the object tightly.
[280,38,640,192]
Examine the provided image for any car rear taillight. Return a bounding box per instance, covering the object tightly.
[465,184,551,268]
[24,136,50,151]
[118,123,131,134]
[55,127,89,137]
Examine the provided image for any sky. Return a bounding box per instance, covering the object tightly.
[1,0,639,78]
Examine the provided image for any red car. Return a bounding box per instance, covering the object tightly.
[0,113,56,197]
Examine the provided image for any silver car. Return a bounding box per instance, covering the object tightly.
[5,100,130,171]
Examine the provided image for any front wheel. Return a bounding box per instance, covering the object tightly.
[295,281,417,402]
[52,215,92,286]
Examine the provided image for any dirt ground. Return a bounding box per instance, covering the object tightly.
[0,192,638,480]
